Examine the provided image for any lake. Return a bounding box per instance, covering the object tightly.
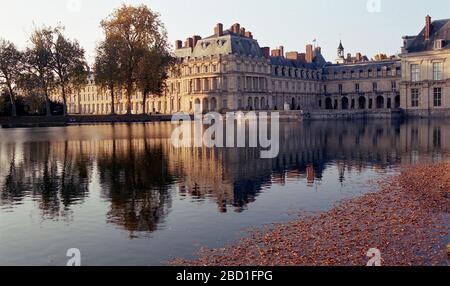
[0,119,449,265]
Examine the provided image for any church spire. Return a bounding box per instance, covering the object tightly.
[338,40,344,52]
[336,40,345,64]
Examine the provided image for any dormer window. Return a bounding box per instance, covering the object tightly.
[434,39,444,50]
[201,42,210,49]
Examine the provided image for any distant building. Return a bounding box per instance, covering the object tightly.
[53,16,449,117]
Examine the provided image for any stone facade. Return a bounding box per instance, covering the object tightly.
[55,16,450,117]
[400,16,450,117]
[321,60,401,111]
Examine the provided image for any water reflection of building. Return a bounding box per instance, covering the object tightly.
[0,120,449,232]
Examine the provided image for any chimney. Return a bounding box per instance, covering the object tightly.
[356,52,362,62]
[286,51,299,61]
[240,27,246,36]
[185,37,194,48]
[425,15,432,40]
[261,47,270,58]
[193,35,202,48]
[298,53,306,63]
[175,40,183,50]
[214,23,224,37]
[306,44,314,63]
[271,46,284,57]
[231,23,240,34]
[245,32,253,39]
[315,46,322,55]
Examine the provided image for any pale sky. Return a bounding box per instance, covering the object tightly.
[1,0,449,64]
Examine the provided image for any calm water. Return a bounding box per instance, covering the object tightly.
[0,119,449,266]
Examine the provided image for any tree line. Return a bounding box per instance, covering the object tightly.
[0,4,174,117]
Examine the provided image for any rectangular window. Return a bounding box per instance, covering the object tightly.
[411,88,419,107]
[355,83,360,93]
[411,64,420,82]
[373,82,377,92]
[433,62,443,81]
[223,77,228,91]
[338,84,343,94]
[391,81,397,91]
[433,87,442,107]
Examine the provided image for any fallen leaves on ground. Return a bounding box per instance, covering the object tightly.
[171,162,450,266]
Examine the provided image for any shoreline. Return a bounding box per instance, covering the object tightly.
[171,162,450,266]
[1,111,450,128]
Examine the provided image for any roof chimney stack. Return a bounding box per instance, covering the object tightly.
[175,40,183,50]
[214,23,224,37]
[193,35,202,48]
[425,15,432,40]
[231,23,241,34]
[185,37,194,48]
[306,44,314,63]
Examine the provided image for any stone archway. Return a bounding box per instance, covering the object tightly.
[341,97,349,110]
[202,98,209,112]
[395,95,400,108]
[248,97,253,110]
[261,98,266,110]
[254,97,260,110]
[376,96,384,109]
[358,96,366,109]
[325,98,333,110]
[210,97,217,111]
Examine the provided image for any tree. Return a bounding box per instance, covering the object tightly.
[137,47,175,114]
[49,28,88,116]
[94,37,122,115]
[0,39,23,117]
[21,27,55,116]
[100,4,169,115]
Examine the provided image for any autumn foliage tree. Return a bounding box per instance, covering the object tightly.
[0,39,23,117]
[21,27,55,116]
[49,27,88,116]
[137,47,176,114]
[94,36,122,115]
[100,4,173,115]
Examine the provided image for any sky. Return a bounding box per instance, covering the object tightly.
[1,0,449,64]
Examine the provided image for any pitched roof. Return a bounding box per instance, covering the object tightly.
[175,32,263,58]
[407,18,450,53]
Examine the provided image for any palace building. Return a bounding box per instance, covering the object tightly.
[55,16,450,117]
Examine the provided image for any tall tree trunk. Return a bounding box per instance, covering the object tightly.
[7,83,17,117]
[43,78,51,117]
[142,92,148,115]
[44,92,51,117]
[62,85,68,117]
[110,85,115,115]
[126,84,132,115]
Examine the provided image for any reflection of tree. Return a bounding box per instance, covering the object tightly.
[97,125,174,237]
[0,120,448,226]
[1,147,26,205]
[0,140,91,218]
